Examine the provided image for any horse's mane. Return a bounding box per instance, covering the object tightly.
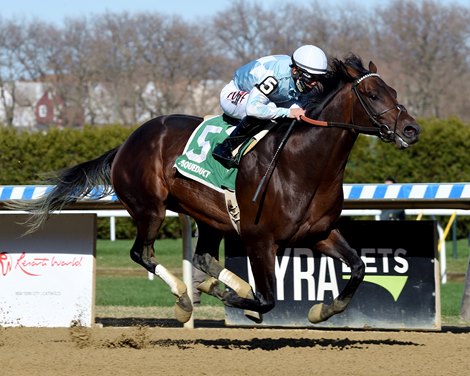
[301,54,368,118]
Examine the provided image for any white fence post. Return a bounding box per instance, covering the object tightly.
[110,216,116,241]
[179,214,194,329]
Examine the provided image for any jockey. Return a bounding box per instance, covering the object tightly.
[213,44,328,168]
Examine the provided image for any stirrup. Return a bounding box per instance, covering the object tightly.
[212,140,239,168]
[213,150,238,169]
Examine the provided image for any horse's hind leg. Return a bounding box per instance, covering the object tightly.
[308,229,365,323]
[130,212,192,324]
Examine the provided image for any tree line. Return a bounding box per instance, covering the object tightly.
[1,0,469,127]
[2,118,468,185]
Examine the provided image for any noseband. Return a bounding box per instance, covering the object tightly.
[352,73,407,142]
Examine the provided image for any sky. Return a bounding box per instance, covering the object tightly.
[1,0,235,22]
[1,0,466,24]
[0,0,457,24]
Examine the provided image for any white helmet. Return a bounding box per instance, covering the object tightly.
[291,45,328,93]
[292,45,328,75]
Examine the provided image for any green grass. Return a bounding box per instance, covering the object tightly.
[441,282,465,317]
[95,238,223,307]
[443,238,470,274]
[97,276,166,306]
[96,276,222,307]
[96,239,184,308]
[95,238,470,323]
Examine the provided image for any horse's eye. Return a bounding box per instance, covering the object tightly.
[369,93,379,100]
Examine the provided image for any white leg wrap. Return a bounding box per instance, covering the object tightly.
[218,268,253,298]
[155,264,185,296]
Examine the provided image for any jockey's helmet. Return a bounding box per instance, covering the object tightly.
[291,45,328,93]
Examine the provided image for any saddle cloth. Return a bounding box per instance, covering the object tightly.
[174,115,270,192]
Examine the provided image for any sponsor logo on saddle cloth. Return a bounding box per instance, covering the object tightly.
[175,115,268,193]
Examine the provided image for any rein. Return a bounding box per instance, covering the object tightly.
[300,72,407,141]
[299,114,379,135]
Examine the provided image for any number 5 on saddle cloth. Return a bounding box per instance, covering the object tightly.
[175,115,271,193]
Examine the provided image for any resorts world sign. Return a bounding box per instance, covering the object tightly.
[225,220,440,330]
[0,214,96,327]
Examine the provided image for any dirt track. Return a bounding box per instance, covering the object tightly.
[2,320,470,376]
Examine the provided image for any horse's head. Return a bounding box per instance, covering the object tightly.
[339,56,420,149]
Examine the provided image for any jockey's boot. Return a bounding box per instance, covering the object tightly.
[212,116,259,169]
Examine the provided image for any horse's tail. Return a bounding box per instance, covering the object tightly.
[7,146,120,234]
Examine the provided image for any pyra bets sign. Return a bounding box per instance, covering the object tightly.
[0,214,96,327]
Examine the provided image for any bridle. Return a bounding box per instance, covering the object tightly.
[351,73,407,142]
[300,72,407,143]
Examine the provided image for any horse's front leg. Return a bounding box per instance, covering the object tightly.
[191,223,252,301]
[193,249,262,320]
[192,224,273,322]
[308,228,365,323]
[193,252,254,300]
[193,251,275,323]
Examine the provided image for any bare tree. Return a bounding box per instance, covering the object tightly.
[251,1,331,54]
[0,19,59,127]
[134,13,222,117]
[211,0,275,67]
[325,4,376,61]
[49,17,96,126]
[210,1,375,79]
[13,20,61,80]
[2,0,470,128]
[374,0,470,118]
[0,19,21,127]
[90,12,145,125]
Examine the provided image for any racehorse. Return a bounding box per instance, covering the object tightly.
[10,55,420,324]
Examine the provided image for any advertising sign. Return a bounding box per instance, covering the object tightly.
[0,214,96,327]
[225,220,440,330]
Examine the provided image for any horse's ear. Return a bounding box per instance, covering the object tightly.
[369,61,378,73]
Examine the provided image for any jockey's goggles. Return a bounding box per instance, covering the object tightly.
[297,68,324,87]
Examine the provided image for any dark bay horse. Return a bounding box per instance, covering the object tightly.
[11,55,420,324]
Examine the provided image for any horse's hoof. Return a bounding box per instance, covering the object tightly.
[174,292,193,323]
[244,309,263,324]
[308,303,326,324]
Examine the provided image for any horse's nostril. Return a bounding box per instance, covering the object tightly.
[404,124,420,139]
